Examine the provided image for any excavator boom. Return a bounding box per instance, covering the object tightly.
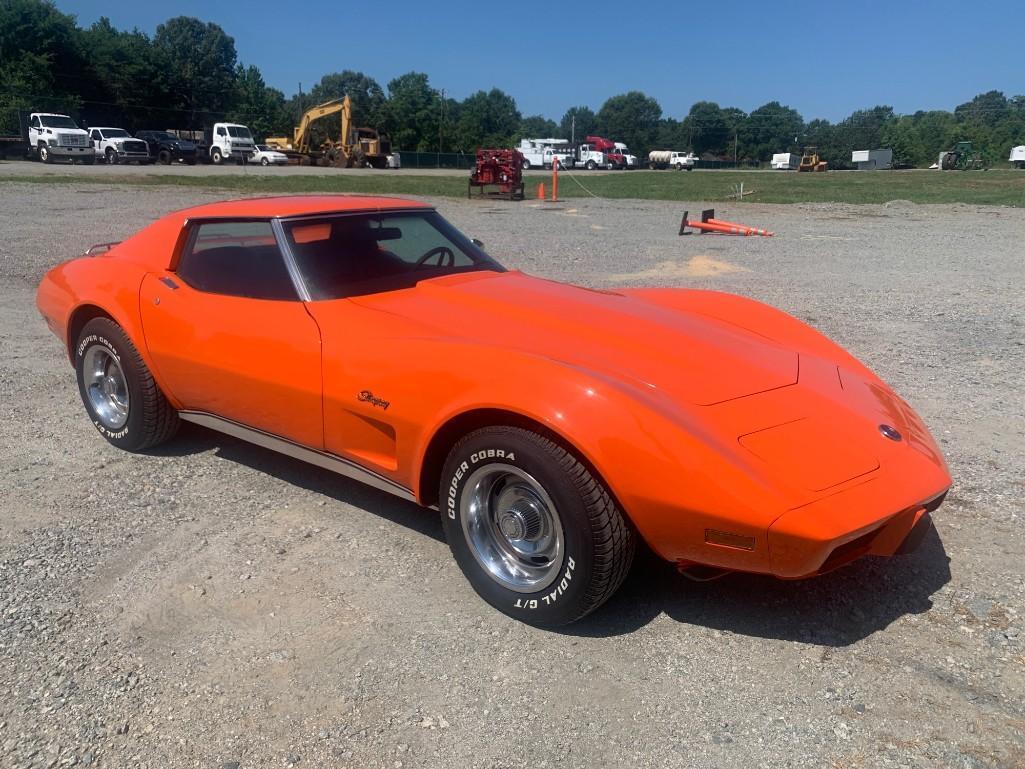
[266,94,391,168]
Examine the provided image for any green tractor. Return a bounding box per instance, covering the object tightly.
[940,141,984,170]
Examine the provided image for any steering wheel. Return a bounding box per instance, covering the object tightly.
[415,246,455,269]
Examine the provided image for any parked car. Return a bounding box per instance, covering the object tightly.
[36,195,951,627]
[250,144,289,166]
[89,127,151,165]
[134,130,198,165]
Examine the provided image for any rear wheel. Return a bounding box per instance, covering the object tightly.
[75,318,179,452]
[522,159,531,171]
[440,426,634,626]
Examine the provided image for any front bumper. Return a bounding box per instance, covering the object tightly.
[51,146,91,157]
[766,486,947,578]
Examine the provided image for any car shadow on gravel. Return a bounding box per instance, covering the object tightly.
[150,423,444,543]
[562,527,950,644]
[150,425,950,645]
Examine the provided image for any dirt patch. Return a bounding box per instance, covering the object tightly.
[610,254,749,281]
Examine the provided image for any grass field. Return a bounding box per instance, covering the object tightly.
[4,168,1025,206]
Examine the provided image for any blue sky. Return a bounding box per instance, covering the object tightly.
[61,0,1022,122]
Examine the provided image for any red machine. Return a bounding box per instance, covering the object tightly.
[468,149,525,200]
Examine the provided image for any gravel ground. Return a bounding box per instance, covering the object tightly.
[1,182,1023,769]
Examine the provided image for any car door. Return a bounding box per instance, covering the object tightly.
[90,129,102,159]
[139,219,324,448]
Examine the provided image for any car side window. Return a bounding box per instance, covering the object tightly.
[91,130,100,141]
[177,221,298,301]
[30,116,40,129]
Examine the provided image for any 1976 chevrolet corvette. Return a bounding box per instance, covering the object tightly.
[37,195,951,625]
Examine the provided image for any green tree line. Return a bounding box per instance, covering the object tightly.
[3,0,1024,166]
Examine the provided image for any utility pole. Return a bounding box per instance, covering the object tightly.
[297,82,303,121]
[571,114,575,145]
[734,129,738,167]
[438,88,445,167]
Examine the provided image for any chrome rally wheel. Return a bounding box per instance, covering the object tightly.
[83,344,130,430]
[461,464,564,593]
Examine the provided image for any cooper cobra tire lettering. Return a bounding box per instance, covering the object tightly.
[447,450,517,519]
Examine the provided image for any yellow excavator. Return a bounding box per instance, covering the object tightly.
[266,96,391,168]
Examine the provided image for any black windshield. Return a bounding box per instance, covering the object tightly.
[40,115,79,129]
[283,211,504,300]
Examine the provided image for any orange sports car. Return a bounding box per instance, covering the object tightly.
[37,195,951,626]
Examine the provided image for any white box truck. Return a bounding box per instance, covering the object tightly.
[1010,145,1025,169]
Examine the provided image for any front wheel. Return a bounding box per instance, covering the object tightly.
[212,148,223,165]
[585,159,596,170]
[39,144,52,164]
[440,426,635,626]
[75,318,179,452]
[261,157,269,166]
[105,149,118,165]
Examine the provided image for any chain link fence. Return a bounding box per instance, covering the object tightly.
[396,151,477,169]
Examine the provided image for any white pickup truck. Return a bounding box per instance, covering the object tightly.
[89,127,151,164]
[27,113,93,164]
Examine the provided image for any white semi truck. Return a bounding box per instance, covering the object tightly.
[27,113,93,164]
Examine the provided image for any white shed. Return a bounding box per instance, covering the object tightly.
[771,153,799,170]
[851,149,893,170]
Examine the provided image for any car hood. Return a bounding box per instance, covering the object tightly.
[349,271,798,406]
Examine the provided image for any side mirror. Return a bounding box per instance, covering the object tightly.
[471,238,484,248]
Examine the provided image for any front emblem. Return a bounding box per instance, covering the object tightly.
[358,390,390,410]
[879,424,902,442]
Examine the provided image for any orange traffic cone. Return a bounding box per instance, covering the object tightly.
[679,209,774,236]
[707,217,774,237]
[536,182,545,200]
